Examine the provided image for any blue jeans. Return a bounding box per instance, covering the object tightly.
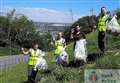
[54,54,61,65]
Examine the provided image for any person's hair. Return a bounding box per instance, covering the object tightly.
[81,32,86,39]
[75,32,86,40]
[56,36,59,40]
[74,25,81,33]
[56,32,63,40]
[101,6,106,10]
[32,41,38,47]
[76,24,79,27]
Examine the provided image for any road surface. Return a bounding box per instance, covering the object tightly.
[0,55,28,69]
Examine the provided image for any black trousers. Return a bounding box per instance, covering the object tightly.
[98,31,106,52]
[28,65,38,83]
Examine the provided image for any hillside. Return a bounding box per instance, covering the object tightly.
[0,31,120,83]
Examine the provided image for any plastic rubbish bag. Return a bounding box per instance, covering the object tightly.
[34,52,48,71]
[74,39,87,62]
[59,50,69,63]
[34,57,48,70]
[106,16,120,33]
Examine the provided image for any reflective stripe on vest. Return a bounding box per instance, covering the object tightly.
[97,15,108,31]
[28,49,38,65]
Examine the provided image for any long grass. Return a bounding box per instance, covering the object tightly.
[0,31,120,83]
[0,47,20,56]
[0,62,27,83]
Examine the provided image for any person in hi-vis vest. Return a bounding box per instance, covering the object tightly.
[54,32,66,64]
[97,7,110,53]
[21,42,43,83]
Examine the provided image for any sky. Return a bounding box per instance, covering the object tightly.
[0,0,120,23]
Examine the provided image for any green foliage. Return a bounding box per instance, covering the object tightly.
[0,9,52,53]
[0,32,120,83]
[0,16,9,40]
[64,10,120,43]
[72,15,97,33]
[86,31,98,53]
[0,47,19,56]
[0,8,120,83]
[0,62,27,83]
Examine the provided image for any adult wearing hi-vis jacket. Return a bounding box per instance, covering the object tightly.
[97,7,111,54]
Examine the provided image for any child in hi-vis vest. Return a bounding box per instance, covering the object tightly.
[54,32,68,65]
[21,42,47,83]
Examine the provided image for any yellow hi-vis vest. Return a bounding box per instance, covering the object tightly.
[97,15,108,32]
[28,49,39,66]
[54,39,64,54]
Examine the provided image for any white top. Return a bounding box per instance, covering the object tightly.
[75,39,87,51]
[29,48,45,57]
[58,38,66,51]
[59,38,65,44]
[74,38,87,60]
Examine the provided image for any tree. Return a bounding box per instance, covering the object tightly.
[70,15,97,33]
[0,9,52,51]
[114,8,120,24]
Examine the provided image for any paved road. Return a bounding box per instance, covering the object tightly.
[0,55,28,69]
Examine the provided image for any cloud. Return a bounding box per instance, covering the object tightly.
[1,6,81,23]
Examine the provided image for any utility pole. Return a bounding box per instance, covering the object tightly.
[90,8,94,16]
[69,9,74,23]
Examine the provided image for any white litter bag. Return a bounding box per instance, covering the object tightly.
[74,39,87,62]
[107,16,120,33]
[34,52,48,70]
[59,50,69,63]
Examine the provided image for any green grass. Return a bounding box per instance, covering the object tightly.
[0,31,120,83]
[86,31,98,53]
[0,47,20,56]
[86,31,120,69]
[0,62,27,83]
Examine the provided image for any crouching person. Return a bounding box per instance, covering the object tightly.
[21,42,46,83]
[54,32,69,66]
